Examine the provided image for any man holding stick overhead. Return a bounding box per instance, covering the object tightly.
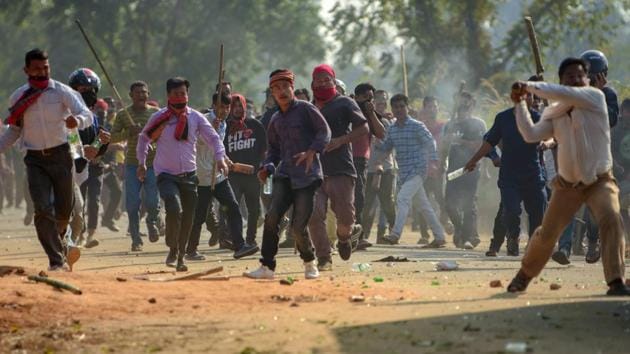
[507,57,629,296]
[0,49,92,271]
[137,77,228,272]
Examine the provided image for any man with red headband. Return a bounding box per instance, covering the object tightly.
[137,77,228,272]
[244,69,331,280]
[307,64,368,270]
[0,49,92,271]
[225,93,267,246]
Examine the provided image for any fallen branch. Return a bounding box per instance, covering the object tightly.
[27,275,82,295]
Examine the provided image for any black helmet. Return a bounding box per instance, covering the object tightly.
[68,68,102,93]
[580,50,608,75]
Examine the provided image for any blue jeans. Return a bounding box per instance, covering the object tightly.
[125,164,159,247]
[392,174,444,241]
[558,207,598,255]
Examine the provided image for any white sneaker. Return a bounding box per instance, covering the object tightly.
[243,265,274,279]
[304,261,320,279]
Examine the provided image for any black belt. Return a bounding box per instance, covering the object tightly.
[174,171,196,178]
[27,143,69,157]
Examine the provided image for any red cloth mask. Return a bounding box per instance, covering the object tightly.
[28,76,49,90]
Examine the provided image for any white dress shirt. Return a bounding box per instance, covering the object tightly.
[5,79,92,151]
[515,82,611,185]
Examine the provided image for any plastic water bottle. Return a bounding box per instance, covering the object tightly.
[67,128,84,160]
[351,263,371,272]
[263,175,273,195]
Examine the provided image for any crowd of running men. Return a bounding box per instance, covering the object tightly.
[1,48,629,295]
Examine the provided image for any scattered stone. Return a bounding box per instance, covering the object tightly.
[15,290,24,297]
[290,302,299,307]
[349,295,365,302]
[148,298,157,304]
[38,270,48,277]
[271,295,292,302]
[549,283,562,290]
[463,323,480,332]
[435,260,459,271]
[373,276,384,283]
[116,277,127,282]
[490,280,503,288]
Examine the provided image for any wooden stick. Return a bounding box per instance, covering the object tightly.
[27,275,83,295]
[211,44,225,191]
[75,19,136,127]
[167,266,223,281]
[400,45,409,97]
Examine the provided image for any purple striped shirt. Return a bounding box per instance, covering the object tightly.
[137,107,225,176]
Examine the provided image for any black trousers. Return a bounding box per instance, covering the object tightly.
[80,163,104,230]
[229,174,261,243]
[157,172,198,256]
[260,177,318,271]
[362,170,396,237]
[353,157,368,225]
[101,169,122,223]
[187,180,244,254]
[25,144,74,267]
[445,172,480,246]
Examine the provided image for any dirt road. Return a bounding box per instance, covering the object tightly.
[1,206,629,354]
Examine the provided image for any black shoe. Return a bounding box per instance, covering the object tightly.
[382,234,399,245]
[233,243,259,259]
[422,239,446,249]
[185,251,206,261]
[551,249,571,265]
[101,220,120,232]
[607,280,630,296]
[585,242,601,264]
[355,239,372,251]
[506,238,519,256]
[417,237,430,245]
[507,270,532,293]
[147,223,159,243]
[245,238,258,247]
[131,244,143,252]
[317,257,333,271]
[485,250,497,257]
[219,239,236,251]
[176,258,188,272]
[337,240,352,261]
[165,248,177,268]
[278,238,295,248]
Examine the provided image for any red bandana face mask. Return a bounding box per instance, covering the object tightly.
[168,96,188,111]
[312,86,337,102]
[28,76,49,90]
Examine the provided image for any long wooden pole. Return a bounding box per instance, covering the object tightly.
[400,45,408,97]
[75,19,136,126]
[210,44,225,191]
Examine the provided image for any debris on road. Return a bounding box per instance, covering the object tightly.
[27,275,82,295]
[0,266,25,277]
[349,295,365,302]
[549,283,562,290]
[489,280,503,288]
[373,256,409,262]
[435,260,459,271]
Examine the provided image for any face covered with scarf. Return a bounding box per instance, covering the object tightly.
[228,93,247,135]
[145,80,189,141]
[311,64,337,102]
[24,57,50,90]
